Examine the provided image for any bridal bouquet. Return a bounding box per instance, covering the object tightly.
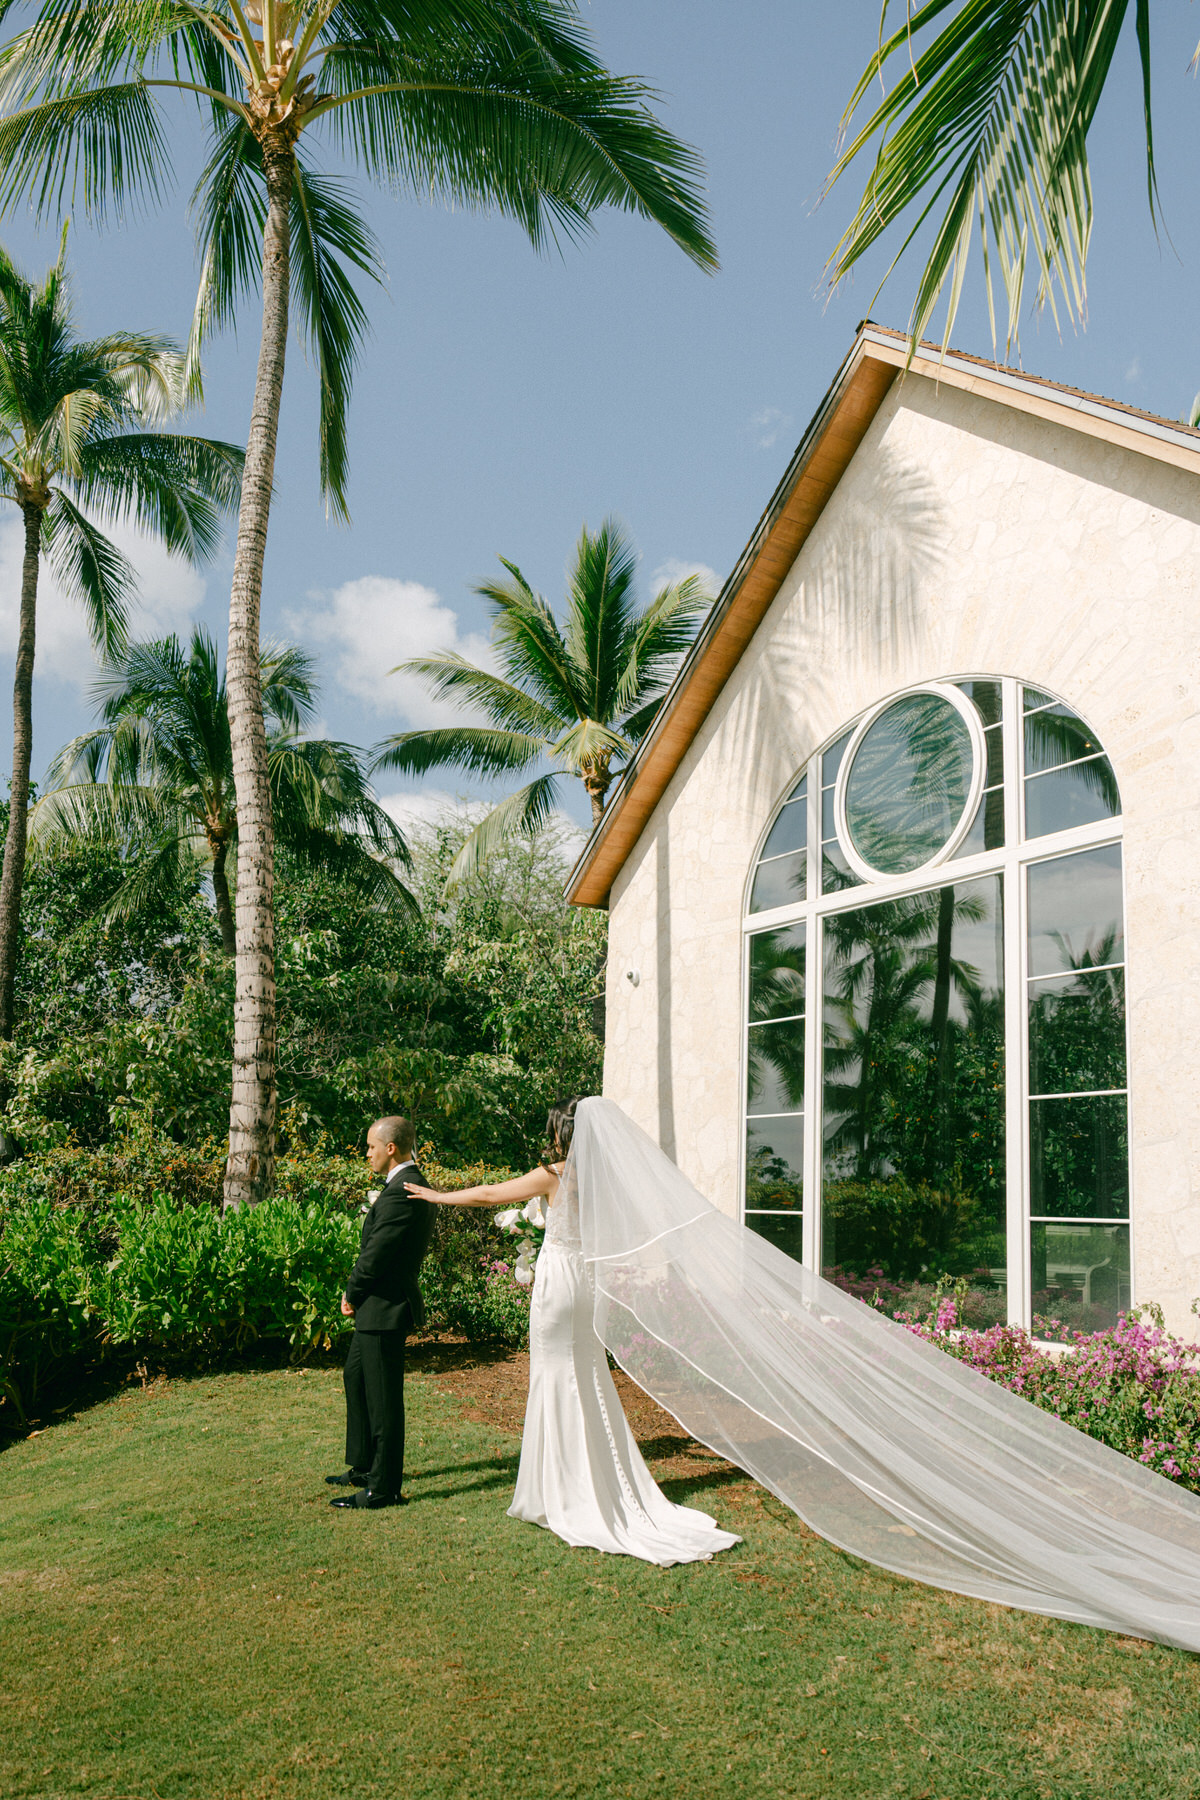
[493,1197,546,1287]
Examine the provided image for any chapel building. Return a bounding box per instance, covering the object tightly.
[566,323,1200,1339]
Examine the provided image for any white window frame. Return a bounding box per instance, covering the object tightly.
[740,672,1131,1331]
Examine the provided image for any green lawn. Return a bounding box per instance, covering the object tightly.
[2,1365,1199,1800]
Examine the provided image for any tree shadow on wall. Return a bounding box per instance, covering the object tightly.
[723,442,948,844]
[897,370,1200,529]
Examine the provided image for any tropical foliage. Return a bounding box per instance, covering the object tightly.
[0,806,604,1165]
[827,0,1166,353]
[0,0,716,1204]
[0,232,242,1038]
[374,518,710,884]
[33,628,414,956]
[0,1143,527,1424]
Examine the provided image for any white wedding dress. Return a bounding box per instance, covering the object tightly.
[507,1159,740,1566]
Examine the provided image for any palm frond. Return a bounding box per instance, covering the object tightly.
[0,2,183,99]
[27,774,170,848]
[42,724,112,787]
[93,332,187,419]
[70,430,244,560]
[260,639,319,735]
[269,731,418,906]
[386,651,565,735]
[84,825,203,929]
[548,715,628,773]
[0,81,170,223]
[479,561,585,717]
[88,627,230,799]
[313,36,716,269]
[34,384,109,476]
[827,0,1143,353]
[619,692,669,746]
[42,488,134,657]
[562,517,638,718]
[187,113,265,385]
[370,725,547,781]
[290,153,384,516]
[610,570,710,718]
[444,770,562,887]
[283,823,420,915]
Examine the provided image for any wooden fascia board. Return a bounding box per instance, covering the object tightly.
[564,343,898,908]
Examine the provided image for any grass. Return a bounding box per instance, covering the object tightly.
[2,1365,1200,1800]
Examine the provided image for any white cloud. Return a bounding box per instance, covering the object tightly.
[747,405,793,451]
[0,514,208,691]
[286,575,494,725]
[377,788,486,834]
[650,556,719,598]
[379,787,586,857]
[1124,355,1142,386]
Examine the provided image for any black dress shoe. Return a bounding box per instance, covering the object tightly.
[329,1489,407,1510]
[325,1470,370,1487]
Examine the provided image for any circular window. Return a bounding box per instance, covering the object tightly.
[835,686,984,879]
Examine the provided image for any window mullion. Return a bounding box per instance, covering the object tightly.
[1005,847,1030,1329]
[803,905,822,1273]
[999,677,1029,1328]
[803,761,821,1271]
[738,927,750,1225]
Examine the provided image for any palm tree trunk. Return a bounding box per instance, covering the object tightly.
[211,837,237,958]
[583,757,612,826]
[0,503,41,1039]
[223,137,293,1209]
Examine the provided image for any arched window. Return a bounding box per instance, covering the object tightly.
[744,677,1127,1336]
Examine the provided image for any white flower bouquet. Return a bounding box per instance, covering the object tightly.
[494,1197,547,1287]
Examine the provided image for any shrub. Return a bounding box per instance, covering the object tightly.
[0,1144,533,1425]
[0,1198,100,1420]
[100,1195,360,1355]
[904,1285,1200,1495]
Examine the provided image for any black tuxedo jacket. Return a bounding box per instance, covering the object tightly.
[344,1162,433,1333]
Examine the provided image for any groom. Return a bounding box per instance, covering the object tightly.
[327,1115,432,1510]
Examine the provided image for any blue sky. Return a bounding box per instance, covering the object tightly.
[3,2,1198,834]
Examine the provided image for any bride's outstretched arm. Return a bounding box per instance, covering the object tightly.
[405,1164,561,1208]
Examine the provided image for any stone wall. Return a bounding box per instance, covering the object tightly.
[601,373,1200,1334]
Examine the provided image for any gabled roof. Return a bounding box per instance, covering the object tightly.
[565,322,1200,908]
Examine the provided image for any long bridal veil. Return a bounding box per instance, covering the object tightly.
[570,1097,1200,1651]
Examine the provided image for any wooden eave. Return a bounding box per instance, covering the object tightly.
[565,324,1200,909]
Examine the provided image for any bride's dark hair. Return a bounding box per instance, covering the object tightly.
[543,1097,584,1166]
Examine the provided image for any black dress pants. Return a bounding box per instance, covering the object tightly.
[343,1328,407,1496]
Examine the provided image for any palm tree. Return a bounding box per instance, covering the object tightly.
[372,518,710,885]
[33,628,415,959]
[826,2,1159,355]
[0,233,243,1040]
[0,1,717,1205]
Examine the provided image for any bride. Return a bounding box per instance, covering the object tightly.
[413,1094,1200,1650]
[405,1096,739,1566]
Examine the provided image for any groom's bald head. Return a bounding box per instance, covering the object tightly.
[371,1116,415,1162]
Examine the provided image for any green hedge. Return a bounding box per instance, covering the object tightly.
[0,1146,530,1428]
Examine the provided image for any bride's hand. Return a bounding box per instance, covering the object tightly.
[404,1182,443,1202]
